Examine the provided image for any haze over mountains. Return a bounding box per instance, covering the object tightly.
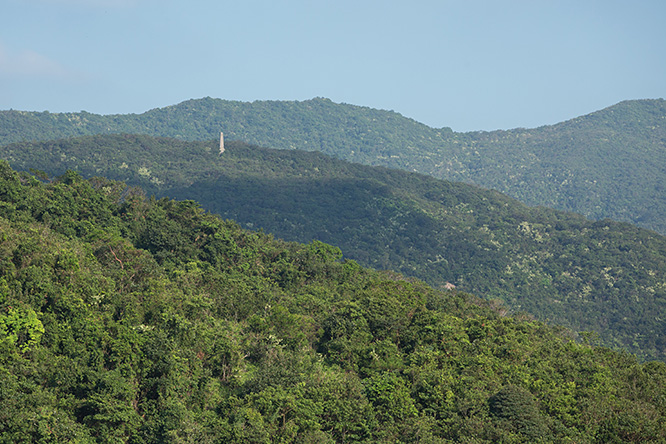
[2,97,665,234]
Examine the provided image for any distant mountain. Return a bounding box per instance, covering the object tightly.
[458,99,666,233]
[1,97,665,233]
[3,134,666,361]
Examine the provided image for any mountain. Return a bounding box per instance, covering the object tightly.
[1,97,665,233]
[2,161,666,442]
[3,134,666,362]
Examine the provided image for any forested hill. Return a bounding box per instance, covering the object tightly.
[3,134,666,362]
[2,161,666,442]
[460,99,666,233]
[1,97,665,234]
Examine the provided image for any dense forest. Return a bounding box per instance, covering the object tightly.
[2,161,666,443]
[3,135,666,362]
[1,97,665,234]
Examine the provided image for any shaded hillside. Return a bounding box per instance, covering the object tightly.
[3,134,666,361]
[2,161,666,443]
[0,97,453,166]
[1,97,665,233]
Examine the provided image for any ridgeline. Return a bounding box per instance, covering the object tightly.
[1,97,665,233]
[2,135,666,361]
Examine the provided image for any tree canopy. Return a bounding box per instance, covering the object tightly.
[1,161,666,442]
[2,97,666,234]
[3,136,666,361]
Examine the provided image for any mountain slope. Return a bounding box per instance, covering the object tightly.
[1,97,665,234]
[2,161,666,442]
[3,134,666,361]
[458,99,666,231]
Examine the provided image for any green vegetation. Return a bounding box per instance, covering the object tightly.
[1,97,665,234]
[2,135,666,362]
[2,161,666,443]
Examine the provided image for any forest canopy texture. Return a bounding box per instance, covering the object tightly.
[1,162,666,443]
[3,136,666,362]
[1,97,665,234]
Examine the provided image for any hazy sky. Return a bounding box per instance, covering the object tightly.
[2,0,665,132]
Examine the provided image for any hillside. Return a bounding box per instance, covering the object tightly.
[2,161,666,442]
[459,99,666,232]
[3,134,666,362]
[1,97,665,234]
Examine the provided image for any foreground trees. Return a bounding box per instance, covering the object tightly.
[1,162,665,442]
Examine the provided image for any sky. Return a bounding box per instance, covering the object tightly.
[1,0,665,132]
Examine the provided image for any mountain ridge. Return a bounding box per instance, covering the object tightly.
[3,134,666,361]
[2,97,665,234]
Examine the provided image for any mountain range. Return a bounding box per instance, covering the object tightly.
[2,134,666,362]
[3,96,666,441]
[1,97,665,234]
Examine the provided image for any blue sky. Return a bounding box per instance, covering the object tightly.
[2,0,665,132]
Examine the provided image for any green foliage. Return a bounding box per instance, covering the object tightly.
[1,164,666,441]
[3,133,666,360]
[0,305,44,351]
[2,98,666,237]
[488,385,548,441]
